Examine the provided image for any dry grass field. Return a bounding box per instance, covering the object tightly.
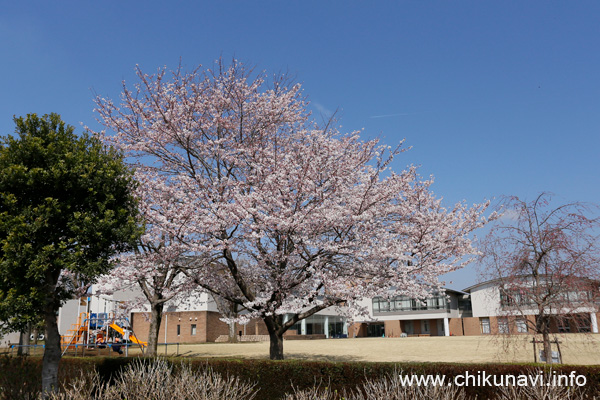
[129,334,600,365]
[3,334,599,364]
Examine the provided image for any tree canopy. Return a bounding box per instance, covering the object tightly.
[95,60,493,359]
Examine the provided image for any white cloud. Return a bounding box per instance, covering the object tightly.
[369,112,410,119]
[312,102,333,118]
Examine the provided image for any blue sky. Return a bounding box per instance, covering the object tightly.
[1,2,599,289]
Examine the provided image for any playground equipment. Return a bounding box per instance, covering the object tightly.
[61,311,146,356]
[108,323,147,346]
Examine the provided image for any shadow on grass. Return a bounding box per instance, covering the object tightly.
[169,350,361,362]
[282,352,362,362]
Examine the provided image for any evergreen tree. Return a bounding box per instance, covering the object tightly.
[0,113,140,394]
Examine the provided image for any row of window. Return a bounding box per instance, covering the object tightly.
[175,324,197,336]
[556,316,591,333]
[500,288,593,308]
[372,295,448,313]
[479,317,528,334]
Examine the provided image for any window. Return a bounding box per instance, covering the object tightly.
[422,320,430,334]
[566,291,592,302]
[291,321,302,334]
[576,315,591,333]
[394,297,412,311]
[328,316,345,337]
[499,291,513,307]
[403,321,413,335]
[498,317,509,334]
[480,318,490,334]
[500,288,534,308]
[373,294,447,313]
[516,319,527,333]
[557,319,571,333]
[305,315,325,335]
[366,323,385,337]
[177,324,181,336]
[372,297,390,313]
[427,296,446,310]
[191,324,197,335]
[458,298,472,313]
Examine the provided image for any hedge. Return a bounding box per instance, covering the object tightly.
[1,356,599,399]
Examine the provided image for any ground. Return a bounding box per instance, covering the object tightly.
[115,334,600,364]
[3,335,598,364]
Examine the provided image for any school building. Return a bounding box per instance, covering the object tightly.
[5,276,597,348]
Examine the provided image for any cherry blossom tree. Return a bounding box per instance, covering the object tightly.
[97,239,191,355]
[94,60,494,359]
[480,193,600,364]
[96,185,193,356]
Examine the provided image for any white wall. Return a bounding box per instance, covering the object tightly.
[0,332,20,348]
[168,292,219,312]
[57,299,82,335]
[468,279,600,318]
[469,283,503,317]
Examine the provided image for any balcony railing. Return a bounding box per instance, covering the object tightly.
[372,296,449,313]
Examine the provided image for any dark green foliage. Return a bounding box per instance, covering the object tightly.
[0,113,140,331]
[2,356,599,400]
[0,113,141,393]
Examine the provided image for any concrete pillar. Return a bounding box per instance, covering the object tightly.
[324,316,329,338]
[343,318,348,336]
[164,313,168,343]
[444,317,450,337]
[301,319,306,335]
[591,313,598,333]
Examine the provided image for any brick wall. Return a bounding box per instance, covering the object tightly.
[384,320,402,337]
[412,320,422,335]
[462,317,482,336]
[449,318,463,335]
[131,311,270,343]
[348,322,367,338]
[489,316,499,335]
[131,311,213,343]
[427,319,440,336]
[205,312,231,342]
[134,311,598,342]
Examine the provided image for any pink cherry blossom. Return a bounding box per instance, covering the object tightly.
[94,60,494,359]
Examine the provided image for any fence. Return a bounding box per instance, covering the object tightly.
[2,342,183,357]
[6,344,45,356]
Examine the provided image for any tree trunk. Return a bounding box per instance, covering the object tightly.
[268,330,284,360]
[264,315,285,360]
[542,330,553,364]
[32,326,39,346]
[41,303,61,395]
[17,325,31,356]
[146,302,163,357]
[228,321,238,343]
[537,315,553,364]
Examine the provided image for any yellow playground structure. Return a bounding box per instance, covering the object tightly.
[61,312,146,356]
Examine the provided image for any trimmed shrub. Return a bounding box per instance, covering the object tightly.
[1,356,600,400]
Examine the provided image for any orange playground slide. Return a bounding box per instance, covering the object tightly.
[109,323,147,346]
